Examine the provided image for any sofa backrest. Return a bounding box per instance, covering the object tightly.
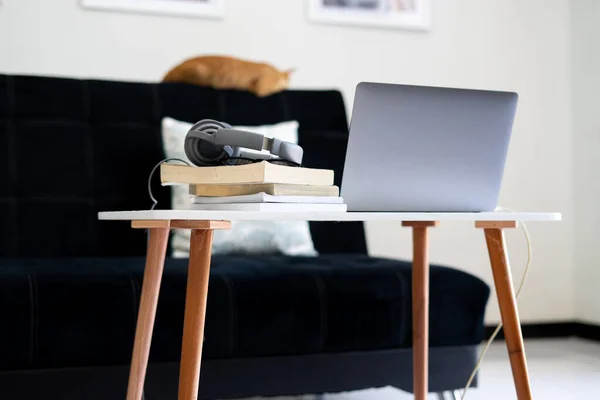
[0,74,367,258]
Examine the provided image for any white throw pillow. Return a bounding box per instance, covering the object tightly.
[161,117,318,258]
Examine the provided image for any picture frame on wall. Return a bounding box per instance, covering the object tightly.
[81,0,225,19]
[308,0,431,31]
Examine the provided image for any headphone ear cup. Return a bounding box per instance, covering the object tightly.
[184,136,228,166]
[184,119,232,166]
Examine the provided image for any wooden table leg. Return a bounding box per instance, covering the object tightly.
[178,229,214,400]
[403,221,438,400]
[478,221,532,400]
[126,227,169,400]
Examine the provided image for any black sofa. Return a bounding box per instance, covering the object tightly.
[0,74,490,399]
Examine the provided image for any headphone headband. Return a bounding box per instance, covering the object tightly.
[184,119,303,166]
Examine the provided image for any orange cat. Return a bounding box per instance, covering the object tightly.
[162,55,293,97]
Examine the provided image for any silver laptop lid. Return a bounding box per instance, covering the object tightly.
[340,82,518,212]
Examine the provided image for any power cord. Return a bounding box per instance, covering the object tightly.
[147,157,191,210]
[460,207,532,399]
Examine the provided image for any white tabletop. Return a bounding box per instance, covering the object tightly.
[98,210,561,222]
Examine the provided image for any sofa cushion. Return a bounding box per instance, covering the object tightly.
[0,255,489,371]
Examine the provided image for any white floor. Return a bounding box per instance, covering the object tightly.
[326,338,600,399]
[246,339,600,400]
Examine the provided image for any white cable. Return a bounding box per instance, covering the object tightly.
[147,157,190,210]
[460,207,532,400]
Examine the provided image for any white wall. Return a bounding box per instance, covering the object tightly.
[0,0,573,324]
[571,0,600,325]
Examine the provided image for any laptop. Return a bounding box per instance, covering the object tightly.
[340,82,518,212]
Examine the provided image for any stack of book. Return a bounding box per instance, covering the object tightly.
[160,161,347,212]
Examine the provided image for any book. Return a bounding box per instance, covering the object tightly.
[189,183,340,197]
[161,161,334,186]
[186,203,347,212]
[189,193,344,204]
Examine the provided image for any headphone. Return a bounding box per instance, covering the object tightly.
[184,119,304,166]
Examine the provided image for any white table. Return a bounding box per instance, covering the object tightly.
[98,210,561,400]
